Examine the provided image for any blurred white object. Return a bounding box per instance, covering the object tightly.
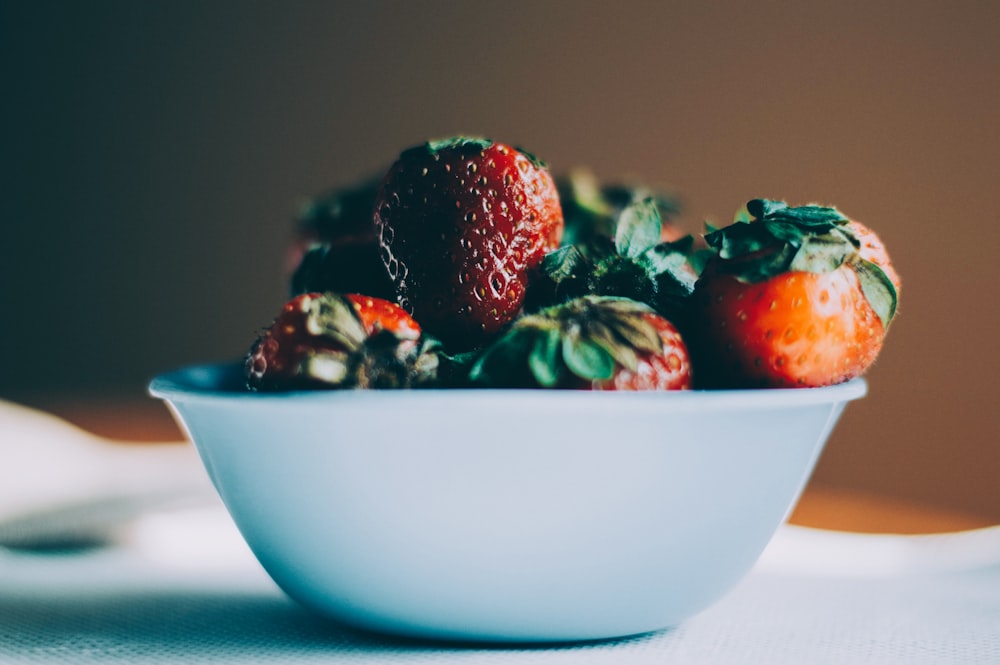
[0,399,215,548]
[758,523,1000,577]
[130,504,259,571]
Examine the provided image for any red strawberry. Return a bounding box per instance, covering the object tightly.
[288,177,396,301]
[469,295,691,390]
[691,199,899,388]
[245,292,438,390]
[373,137,564,349]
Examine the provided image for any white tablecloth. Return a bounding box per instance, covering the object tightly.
[1,505,998,665]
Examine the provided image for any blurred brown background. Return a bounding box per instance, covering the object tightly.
[3,2,998,520]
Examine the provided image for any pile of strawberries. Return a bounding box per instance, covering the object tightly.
[247,137,900,392]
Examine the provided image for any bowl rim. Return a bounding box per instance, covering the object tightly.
[148,362,868,410]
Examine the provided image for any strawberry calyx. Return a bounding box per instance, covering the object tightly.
[421,136,549,169]
[526,197,703,322]
[558,168,681,251]
[412,135,549,171]
[469,295,666,388]
[419,136,493,157]
[350,330,442,390]
[246,293,440,390]
[704,199,898,328]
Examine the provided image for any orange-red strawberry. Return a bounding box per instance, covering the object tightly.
[691,199,899,388]
[593,310,691,391]
[469,296,691,390]
[245,292,438,390]
[848,220,901,290]
[373,137,564,349]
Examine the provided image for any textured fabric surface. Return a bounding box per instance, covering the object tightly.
[1,516,998,664]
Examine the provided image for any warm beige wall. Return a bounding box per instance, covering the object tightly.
[4,2,999,518]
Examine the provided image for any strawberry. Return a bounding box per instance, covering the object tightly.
[690,199,899,388]
[373,137,564,349]
[245,292,439,390]
[525,196,707,325]
[288,177,396,301]
[848,219,901,290]
[469,295,691,390]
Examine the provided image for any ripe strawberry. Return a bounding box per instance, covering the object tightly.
[373,137,564,349]
[691,199,899,388]
[288,177,395,301]
[848,219,901,290]
[469,295,691,390]
[245,292,439,390]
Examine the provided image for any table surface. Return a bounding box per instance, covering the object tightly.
[4,395,999,664]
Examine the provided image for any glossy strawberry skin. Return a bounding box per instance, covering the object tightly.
[690,201,899,389]
[245,293,423,390]
[347,293,422,339]
[374,138,563,349]
[693,267,884,388]
[592,313,692,391]
[849,220,901,292]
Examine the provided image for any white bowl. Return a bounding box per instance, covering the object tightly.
[149,362,866,643]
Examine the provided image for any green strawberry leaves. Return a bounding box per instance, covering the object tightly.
[529,330,562,387]
[423,136,493,154]
[708,199,850,267]
[589,255,658,305]
[523,246,591,311]
[469,296,665,388]
[705,198,898,328]
[706,198,854,280]
[745,198,847,228]
[529,193,702,323]
[293,293,442,389]
[547,171,696,321]
[642,236,703,297]
[558,169,680,251]
[615,198,662,259]
[561,335,616,382]
[852,258,898,329]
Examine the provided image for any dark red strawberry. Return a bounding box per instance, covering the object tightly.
[373,137,564,349]
[287,177,395,301]
[468,295,691,390]
[690,199,899,388]
[245,292,439,390]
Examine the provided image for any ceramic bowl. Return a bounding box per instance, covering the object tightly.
[149,362,866,643]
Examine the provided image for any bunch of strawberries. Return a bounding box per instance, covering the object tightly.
[246,137,899,392]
